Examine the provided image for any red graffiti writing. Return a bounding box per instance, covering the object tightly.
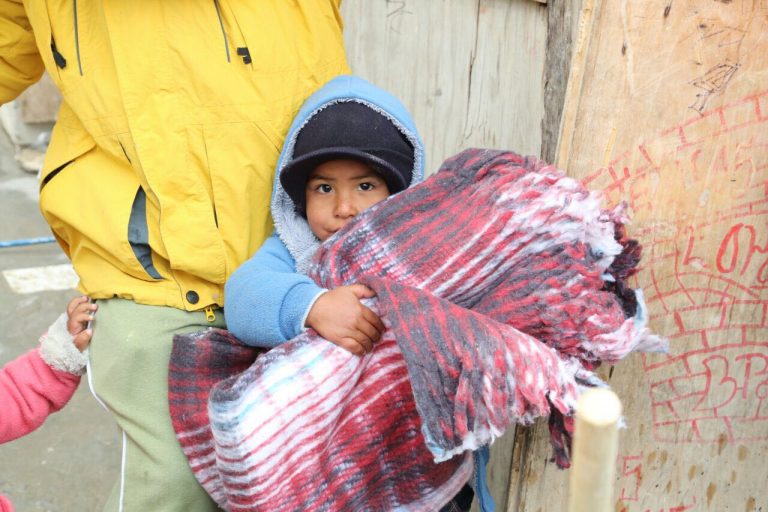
[694,352,768,413]
[644,495,697,512]
[619,455,643,502]
[716,223,768,284]
[618,496,697,512]
[580,89,768,446]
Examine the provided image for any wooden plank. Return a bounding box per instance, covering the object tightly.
[343,0,479,173]
[343,1,549,509]
[511,1,768,510]
[540,0,585,163]
[554,0,600,169]
[465,0,548,161]
[504,1,591,509]
[343,0,547,174]
[469,428,517,512]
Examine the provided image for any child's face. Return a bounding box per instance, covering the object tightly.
[305,159,390,241]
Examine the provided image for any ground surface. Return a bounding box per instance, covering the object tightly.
[0,127,118,511]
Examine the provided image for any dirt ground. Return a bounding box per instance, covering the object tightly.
[0,127,119,510]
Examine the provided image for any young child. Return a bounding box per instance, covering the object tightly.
[225,75,423,355]
[223,75,476,511]
[0,295,97,511]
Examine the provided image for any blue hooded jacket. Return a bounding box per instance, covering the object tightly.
[224,76,425,346]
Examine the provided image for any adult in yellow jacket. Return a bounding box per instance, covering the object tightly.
[1,1,349,510]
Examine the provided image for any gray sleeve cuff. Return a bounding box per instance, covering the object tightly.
[39,312,89,376]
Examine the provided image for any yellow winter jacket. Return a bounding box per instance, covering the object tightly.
[0,1,349,311]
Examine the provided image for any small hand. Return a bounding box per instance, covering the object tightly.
[305,284,386,356]
[66,296,97,352]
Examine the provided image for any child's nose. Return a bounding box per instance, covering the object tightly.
[334,196,358,218]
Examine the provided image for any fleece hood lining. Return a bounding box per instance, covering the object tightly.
[271,83,425,274]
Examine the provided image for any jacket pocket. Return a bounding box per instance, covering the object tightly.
[127,187,163,280]
[190,122,280,273]
[39,145,164,283]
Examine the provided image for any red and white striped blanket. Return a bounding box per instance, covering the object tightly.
[169,149,666,511]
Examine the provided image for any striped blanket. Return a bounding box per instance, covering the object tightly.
[169,149,666,511]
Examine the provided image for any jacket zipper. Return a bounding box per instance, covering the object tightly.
[213,0,231,63]
[204,306,217,323]
[73,0,84,75]
[214,0,252,66]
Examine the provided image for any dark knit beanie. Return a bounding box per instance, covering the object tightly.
[280,101,414,210]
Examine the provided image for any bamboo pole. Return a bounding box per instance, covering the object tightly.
[567,387,622,512]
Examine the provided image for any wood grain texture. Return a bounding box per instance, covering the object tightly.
[343,0,548,175]
[540,0,584,164]
[514,1,768,510]
[554,0,600,169]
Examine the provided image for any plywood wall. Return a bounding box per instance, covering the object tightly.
[342,0,548,175]
[508,1,768,510]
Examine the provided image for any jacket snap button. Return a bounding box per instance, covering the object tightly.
[186,290,199,304]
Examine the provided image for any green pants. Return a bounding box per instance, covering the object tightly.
[88,299,226,512]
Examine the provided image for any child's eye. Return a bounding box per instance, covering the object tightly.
[316,184,333,193]
[358,182,375,191]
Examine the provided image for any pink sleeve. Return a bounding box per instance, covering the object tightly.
[0,348,81,444]
[0,493,14,512]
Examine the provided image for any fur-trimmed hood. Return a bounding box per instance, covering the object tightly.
[271,75,425,272]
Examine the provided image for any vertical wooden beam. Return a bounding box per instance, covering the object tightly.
[540,0,586,164]
[553,0,601,169]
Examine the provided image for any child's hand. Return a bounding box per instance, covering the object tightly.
[305,284,385,356]
[66,296,97,352]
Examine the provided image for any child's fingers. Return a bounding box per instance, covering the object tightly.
[356,326,376,352]
[354,313,384,346]
[73,310,95,325]
[67,295,89,316]
[72,301,98,315]
[339,337,367,356]
[349,284,376,299]
[362,307,386,336]
[353,320,379,347]
[72,329,93,352]
[68,311,95,335]
[68,301,97,333]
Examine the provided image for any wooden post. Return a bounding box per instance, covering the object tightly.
[567,388,622,512]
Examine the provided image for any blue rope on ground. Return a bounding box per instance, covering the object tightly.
[0,236,56,248]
